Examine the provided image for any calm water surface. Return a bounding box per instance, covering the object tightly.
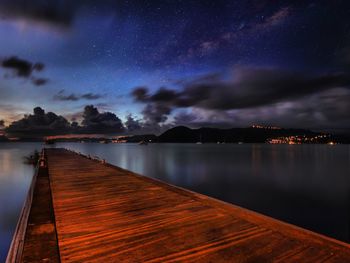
[1,142,349,261]
[0,143,40,262]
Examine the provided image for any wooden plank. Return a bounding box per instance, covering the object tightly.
[44,148,350,262]
[7,151,60,263]
[10,148,350,262]
[20,161,60,263]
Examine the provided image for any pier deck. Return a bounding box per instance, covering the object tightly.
[7,148,350,262]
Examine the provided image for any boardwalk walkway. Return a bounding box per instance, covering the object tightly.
[7,148,350,262]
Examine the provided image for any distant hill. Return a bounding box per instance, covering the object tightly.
[157,126,322,143]
[1,125,347,144]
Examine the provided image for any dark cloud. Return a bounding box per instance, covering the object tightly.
[283,88,350,130]
[149,87,178,102]
[32,78,49,86]
[53,91,79,101]
[0,1,75,28]
[1,56,33,77]
[6,107,71,136]
[0,1,183,28]
[132,87,178,104]
[1,56,48,86]
[131,67,350,130]
[5,105,127,136]
[132,87,173,127]
[132,67,350,111]
[131,87,148,102]
[0,119,4,128]
[127,91,173,132]
[137,103,172,133]
[171,88,350,131]
[53,90,103,101]
[125,114,143,133]
[142,103,171,125]
[81,93,103,100]
[81,105,124,133]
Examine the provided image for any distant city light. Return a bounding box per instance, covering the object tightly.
[267,134,332,144]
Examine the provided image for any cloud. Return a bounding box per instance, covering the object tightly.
[131,87,149,101]
[132,67,350,112]
[171,88,350,131]
[173,111,198,125]
[1,56,33,77]
[81,93,103,100]
[125,114,143,133]
[147,87,178,102]
[6,106,71,136]
[131,67,350,130]
[53,91,79,101]
[53,90,103,101]
[129,88,173,132]
[81,105,124,133]
[0,1,164,29]
[142,103,171,125]
[1,56,49,86]
[6,105,127,136]
[0,1,75,28]
[32,78,49,86]
[0,119,4,128]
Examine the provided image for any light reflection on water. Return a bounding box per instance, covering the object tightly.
[0,142,349,261]
[60,142,350,243]
[0,143,40,261]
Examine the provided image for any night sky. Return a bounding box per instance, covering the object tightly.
[0,0,350,134]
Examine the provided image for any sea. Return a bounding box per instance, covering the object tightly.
[0,142,349,261]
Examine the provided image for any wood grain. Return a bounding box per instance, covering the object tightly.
[20,152,60,263]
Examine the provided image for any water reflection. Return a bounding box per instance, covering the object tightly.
[0,143,39,261]
[60,143,350,243]
[0,142,349,261]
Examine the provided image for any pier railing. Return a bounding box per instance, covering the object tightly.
[5,150,46,263]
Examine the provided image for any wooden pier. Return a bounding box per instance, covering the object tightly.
[6,148,350,262]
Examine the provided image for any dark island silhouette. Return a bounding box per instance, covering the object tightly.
[156,126,316,143]
[1,106,349,143]
[1,125,349,144]
[123,125,349,144]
